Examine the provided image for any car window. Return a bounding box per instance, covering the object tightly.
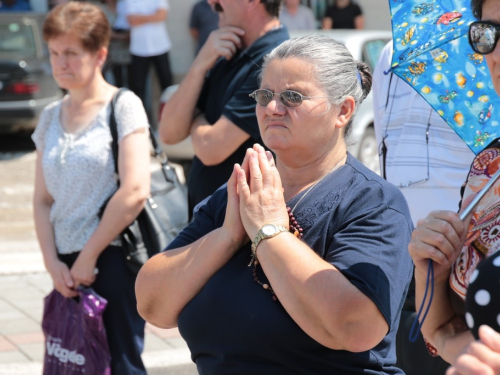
[0,21,37,56]
[363,39,390,72]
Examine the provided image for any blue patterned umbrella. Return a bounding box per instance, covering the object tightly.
[388,0,500,154]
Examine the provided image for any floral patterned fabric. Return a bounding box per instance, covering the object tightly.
[450,144,500,299]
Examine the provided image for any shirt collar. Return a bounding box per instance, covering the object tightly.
[241,26,289,59]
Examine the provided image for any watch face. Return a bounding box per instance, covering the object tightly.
[262,224,276,236]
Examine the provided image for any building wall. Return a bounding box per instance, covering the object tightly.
[357,0,391,31]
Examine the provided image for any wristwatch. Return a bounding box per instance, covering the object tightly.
[248,224,288,266]
[251,224,288,253]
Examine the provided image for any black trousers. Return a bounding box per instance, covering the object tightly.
[59,246,146,375]
[129,51,173,107]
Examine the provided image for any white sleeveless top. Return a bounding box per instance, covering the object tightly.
[32,91,149,254]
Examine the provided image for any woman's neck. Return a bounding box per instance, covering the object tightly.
[278,147,347,203]
[67,74,114,107]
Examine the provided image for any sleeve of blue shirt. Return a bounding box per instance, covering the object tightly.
[189,2,200,29]
[221,69,262,141]
[325,197,413,331]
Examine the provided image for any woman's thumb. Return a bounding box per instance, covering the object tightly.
[62,269,74,288]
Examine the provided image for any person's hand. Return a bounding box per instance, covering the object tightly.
[408,209,469,282]
[70,251,98,288]
[128,14,152,27]
[46,260,78,298]
[127,15,143,27]
[193,26,245,72]
[220,161,249,250]
[446,326,500,375]
[409,192,476,282]
[237,144,289,240]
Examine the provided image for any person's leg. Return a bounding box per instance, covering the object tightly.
[92,246,147,375]
[129,54,151,105]
[151,51,173,92]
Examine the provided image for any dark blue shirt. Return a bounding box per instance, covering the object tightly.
[0,0,31,11]
[189,0,219,55]
[168,154,414,374]
[187,27,289,214]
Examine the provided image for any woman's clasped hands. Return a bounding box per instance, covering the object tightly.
[46,251,98,298]
[223,144,289,250]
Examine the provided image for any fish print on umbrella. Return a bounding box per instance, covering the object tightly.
[388,0,500,154]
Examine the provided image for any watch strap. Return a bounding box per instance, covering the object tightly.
[248,224,288,266]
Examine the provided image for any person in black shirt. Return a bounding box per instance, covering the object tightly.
[322,0,364,29]
[158,0,288,217]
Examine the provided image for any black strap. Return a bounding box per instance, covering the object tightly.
[109,87,177,192]
[108,88,128,177]
[108,88,168,178]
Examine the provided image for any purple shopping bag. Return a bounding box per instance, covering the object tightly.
[42,287,111,375]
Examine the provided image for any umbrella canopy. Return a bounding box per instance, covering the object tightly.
[388,0,500,154]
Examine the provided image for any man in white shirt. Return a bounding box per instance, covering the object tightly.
[373,41,474,375]
[373,42,474,225]
[124,0,172,112]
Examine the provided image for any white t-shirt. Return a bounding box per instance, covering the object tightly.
[373,42,475,225]
[124,0,172,57]
[32,91,149,254]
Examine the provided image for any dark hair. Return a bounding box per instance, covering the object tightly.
[262,0,282,17]
[43,2,110,53]
[356,61,372,102]
[261,35,372,139]
[471,0,484,19]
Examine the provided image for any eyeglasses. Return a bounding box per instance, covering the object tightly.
[469,21,500,55]
[249,89,331,108]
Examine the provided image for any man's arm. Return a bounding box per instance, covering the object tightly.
[190,114,250,166]
[158,27,245,145]
[128,9,167,27]
[321,17,333,29]
[190,28,199,40]
[354,15,364,29]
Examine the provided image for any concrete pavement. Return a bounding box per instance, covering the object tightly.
[0,150,197,374]
[0,241,197,375]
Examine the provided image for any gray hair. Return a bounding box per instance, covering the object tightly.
[260,35,372,137]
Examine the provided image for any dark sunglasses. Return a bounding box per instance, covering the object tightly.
[469,21,500,55]
[249,89,331,108]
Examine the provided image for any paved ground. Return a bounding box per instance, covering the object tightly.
[0,141,197,374]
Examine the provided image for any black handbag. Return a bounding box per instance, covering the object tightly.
[104,88,188,274]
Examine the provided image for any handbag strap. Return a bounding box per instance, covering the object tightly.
[108,88,127,177]
[108,88,170,181]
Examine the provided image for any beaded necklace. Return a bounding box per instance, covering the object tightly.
[251,156,346,301]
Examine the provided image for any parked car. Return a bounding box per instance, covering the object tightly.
[0,13,63,133]
[159,29,391,174]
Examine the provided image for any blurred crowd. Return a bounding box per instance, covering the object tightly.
[0,0,365,122]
